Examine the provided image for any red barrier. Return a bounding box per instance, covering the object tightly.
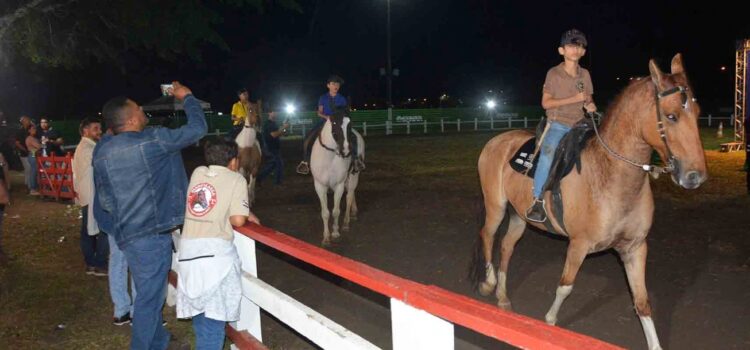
[36,153,76,201]
[236,223,623,350]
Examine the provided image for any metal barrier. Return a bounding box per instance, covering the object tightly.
[36,154,75,201]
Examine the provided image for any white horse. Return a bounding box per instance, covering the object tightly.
[310,110,364,246]
[235,104,262,206]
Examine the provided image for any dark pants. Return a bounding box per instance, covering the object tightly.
[193,313,226,350]
[227,125,243,141]
[302,119,359,162]
[258,150,284,185]
[80,205,109,268]
[123,234,172,350]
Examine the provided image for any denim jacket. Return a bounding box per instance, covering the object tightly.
[93,95,207,249]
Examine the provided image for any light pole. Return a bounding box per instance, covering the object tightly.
[386,0,392,124]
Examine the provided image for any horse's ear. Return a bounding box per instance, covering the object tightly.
[671,53,684,75]
[649,59,665,89]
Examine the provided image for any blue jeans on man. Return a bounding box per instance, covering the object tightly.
[193,313,226,349]
[532,121,572,198]
[27,155,38,190]
[108,233,136,319]
[258,150,283,185]
[80,206,108,269]
[122,234,172,350]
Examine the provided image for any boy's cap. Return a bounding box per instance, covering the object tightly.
[237,88,248,95]
[327,75,344,84]
[560,29,587,47]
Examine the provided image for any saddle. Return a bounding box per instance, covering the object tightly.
[509,117,595,234]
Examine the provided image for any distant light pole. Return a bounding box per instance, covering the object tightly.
[386,0,393,123]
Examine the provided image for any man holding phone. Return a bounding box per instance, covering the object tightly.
[94,81,206,350]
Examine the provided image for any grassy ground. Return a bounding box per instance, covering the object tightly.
[0,128,746,349]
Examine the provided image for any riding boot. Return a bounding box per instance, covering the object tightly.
[525,198,547,223]
[349,129,365,173]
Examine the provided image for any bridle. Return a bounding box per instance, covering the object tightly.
[588,83,691,176]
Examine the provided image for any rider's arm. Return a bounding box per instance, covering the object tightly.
[542,92,586,110]
[317,105,328,120]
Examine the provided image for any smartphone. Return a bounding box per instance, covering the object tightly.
[160,84,174,96]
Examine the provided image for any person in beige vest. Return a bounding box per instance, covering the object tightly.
[72,117,109,276]
[176,139,259,349]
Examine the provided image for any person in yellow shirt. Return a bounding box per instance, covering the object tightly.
[229,88,255,140]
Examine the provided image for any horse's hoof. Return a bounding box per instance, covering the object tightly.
[478,282,496,296]
[342,224,350,232]
[497,299,513,311]
[331,233,342,242]
[350,215,358,221]
[545,313,557,326]
[321,239,331,247]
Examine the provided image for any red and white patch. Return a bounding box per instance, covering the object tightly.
[187,183,217,217]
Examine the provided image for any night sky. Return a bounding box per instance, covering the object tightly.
[1,0,748,119]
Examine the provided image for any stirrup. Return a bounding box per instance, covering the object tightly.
[525,198,548,223]
[296,161,310,175]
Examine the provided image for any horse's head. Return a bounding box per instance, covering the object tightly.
[328,108,351,155]
[643,54,707,189]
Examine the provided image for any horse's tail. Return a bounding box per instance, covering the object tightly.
[468,187,488,292]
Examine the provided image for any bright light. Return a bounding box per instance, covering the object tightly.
[720,66,726,71]
[486,100,497,109]
[217,112,223,116]
[285,103,296,114]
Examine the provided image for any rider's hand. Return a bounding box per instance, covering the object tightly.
[171,81,193,100]
[575,92,587,103]
[584,102,597,113]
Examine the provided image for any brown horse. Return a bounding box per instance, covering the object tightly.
[470,54,706,350]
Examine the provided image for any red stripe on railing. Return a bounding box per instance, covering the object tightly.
[236,223,623,350]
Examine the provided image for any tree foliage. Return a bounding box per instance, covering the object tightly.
[0,0,302,68]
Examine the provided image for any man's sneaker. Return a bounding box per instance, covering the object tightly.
[296,161,310,175]
[29,190,40,196]
[525,198,548,223]
[85,266,96,275]
[90,267,108,277]
[130,319,168,327]
[113,313,132,326]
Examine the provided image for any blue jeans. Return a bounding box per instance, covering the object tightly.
[258,151,283,185]
[80,206,108,268]
[122,234,172,350]
[303,118,327,162]
[27,155,38,190]
[108,233,136,318]
[533,121,572,198]
[193,313,226,350]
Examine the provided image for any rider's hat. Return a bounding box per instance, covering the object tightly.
[560,29,587,48]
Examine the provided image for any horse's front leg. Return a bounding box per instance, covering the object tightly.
[545,239,589,325]
[314,182,331,246]
[330,183,345,242]
[618,242,662,350]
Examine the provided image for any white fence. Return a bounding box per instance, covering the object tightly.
[167,224,622,350]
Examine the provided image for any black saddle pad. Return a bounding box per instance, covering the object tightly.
[509,119,595,191]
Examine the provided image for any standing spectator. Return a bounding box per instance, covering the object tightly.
[14,116,32,192]
[176,139,260,349]
[93,81,206,350]
[25,124,41,196]
[39,117,65,156]
[257,110,288,185]
[72,117,108,277]
[0,153,11,265]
